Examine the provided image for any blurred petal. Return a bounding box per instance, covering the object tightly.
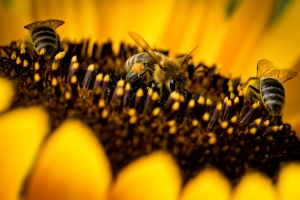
[177,0,228,64]
[247,0,300,74]
[179,168,231,200]
[0,78,15,113]
[217,0,274,75]
[277,162,300,200]
[0,107,49,200]
[25,119,112,200]
[0,0,32,44]
[231,172,276,200]
[107,151,181,200]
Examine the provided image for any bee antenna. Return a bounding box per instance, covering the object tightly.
[179,46,198,65]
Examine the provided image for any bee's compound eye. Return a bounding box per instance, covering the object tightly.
[170,79,176,91]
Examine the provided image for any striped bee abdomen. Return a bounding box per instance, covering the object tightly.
[24,19,64,59]
[261,77,285,114]
[31,26,58,58]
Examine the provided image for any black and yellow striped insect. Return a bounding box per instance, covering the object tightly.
[243,59,297,115]
[24,19,64,59]
[125,32,197,93]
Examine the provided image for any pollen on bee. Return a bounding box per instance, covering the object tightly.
[131,62,144,74]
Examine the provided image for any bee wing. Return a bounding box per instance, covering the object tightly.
[177,46,198,65]
[24,19,65,31]
[276,69,297,83]
[128,32,165,70]
[257,59,278,78]
[47,19,65,28]
[24,21,40,31]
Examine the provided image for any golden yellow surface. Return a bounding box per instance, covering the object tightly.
[277,162,300,200]
[0,78,15,113]
[25,119,112,200]
[179,168,231,200]
[231,172,276,200]
[0,107,49,200]
[107,151,181,200]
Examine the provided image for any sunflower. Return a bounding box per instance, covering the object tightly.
[1,0,300,200]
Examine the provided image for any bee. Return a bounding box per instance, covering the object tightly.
[24,19,65,59]
[125,32,196,92]
[243,59,297,115]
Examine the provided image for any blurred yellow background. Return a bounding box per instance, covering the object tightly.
[1,0,300,134]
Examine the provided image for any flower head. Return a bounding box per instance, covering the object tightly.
[0,33,300,199]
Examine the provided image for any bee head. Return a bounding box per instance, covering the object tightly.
[169,72,188,92]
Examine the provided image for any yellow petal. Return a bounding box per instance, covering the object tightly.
[179,168,231,200]
[107,151,181,200]
[232,172,276,200]
[0,1,32,44]
[277,162,300,200]
[216,0,274,76]
[0,107,49,200]
[0,78,15,113]
[25,119,112,200]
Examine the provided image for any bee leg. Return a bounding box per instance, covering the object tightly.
[245,85,260,104]
[137,68,152,78]
[138,69,152,85]
[126,71,139,83]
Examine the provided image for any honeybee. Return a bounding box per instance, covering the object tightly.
[24,19,65,59]
[243,59,297,115]
[125,32,196,92]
